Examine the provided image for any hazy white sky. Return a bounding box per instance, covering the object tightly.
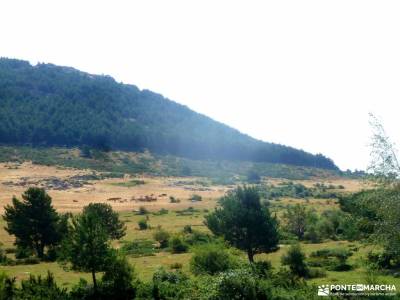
[1,1,400,171]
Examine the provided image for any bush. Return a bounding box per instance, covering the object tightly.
[121,239,156,257]
[169,196,180,203]
[303,226,322,243]
[152,268,190,300]
[15,257,40,265]
[153,208,168,216]
[281,244,309,277]
[309,248,352,272]
[138,219,148,230]
[251,260,273,279]
[183,225,192,234]
[184,230,214,246]
[15,245,33,259]
[209,269,268,300]
[176,207,199,216]
[170,236,188,254]
[189,194,202,202]
[307,267,326,278]
[19,272,68,299]
[170,262,183,270]
[100,255,139,300]
[153,229,170,248]
[0,272,16,299]
[138,206,149,215]
[4,248,16,254]
[190,244,237,275]
[247,171,261,183]
[310,248,351,260]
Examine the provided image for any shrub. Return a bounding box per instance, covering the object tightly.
[15,257,40,265]
[281,244,309,277]
[176,207,199,216]
[169,196,180,203]
[0,272,16,299]
[121,239,156,257]
[0,245,6,265]
[190,244,237,275]
[138,219,148,230]
[307,267,326,278]
[309,248,352,272]
[100,254,139,300]
[189,194,202,202]
[209,269,264,300]
[153,229,170,248]
[15,245,33,259]
[170,262,183,270]
[247,171,261,183]
[184,230,214,246]
[153,208,168,216]
[183,225,192,234]
[138,206,149,215]
[170,236,188,254]
[19,272,68,299]
[152,268,190,300]
[251,260,273,279]
[367,250,394,269]
[310,248,351,259]
[303,225,322,243]
[4,248,16,254]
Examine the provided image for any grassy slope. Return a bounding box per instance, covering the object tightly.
[0,146,339,180]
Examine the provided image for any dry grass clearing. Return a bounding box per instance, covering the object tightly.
[0,162,228,213]
[1,161,379,288]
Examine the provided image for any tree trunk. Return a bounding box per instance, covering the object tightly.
[92,270,97,292]
[35,242,44,259]
[247,248,254,263]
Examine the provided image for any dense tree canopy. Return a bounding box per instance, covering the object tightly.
[82,203,126,240]
[0,58,338,170]
[3,188,63,258]
[205,186,279,262]
[60,208,112,291]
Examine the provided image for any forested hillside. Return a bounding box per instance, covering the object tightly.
[0,58,337,170]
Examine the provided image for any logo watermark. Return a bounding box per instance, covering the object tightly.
[317,284,397,297]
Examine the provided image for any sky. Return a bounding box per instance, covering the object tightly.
[1,0,400,171]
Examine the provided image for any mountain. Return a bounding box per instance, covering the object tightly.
[0,58,338,170]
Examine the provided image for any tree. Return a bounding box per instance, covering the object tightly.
[60,208,112,292]
[282,244,306,276]
[283,204,308,239]
[153,229,170,248]
[338,114,400,268]
[170,236,188,254]
[100,254,138,300]
[368,113,400,183]
[247,170,261,184]
[205,186,278,262]
[3,188,62,258]
[281,244,309,277]
[82,203,126,240]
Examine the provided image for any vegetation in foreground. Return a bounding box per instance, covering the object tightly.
[1,176,400,299]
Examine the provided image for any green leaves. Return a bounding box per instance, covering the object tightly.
[3,188,61,258]
[205,186,279,262]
